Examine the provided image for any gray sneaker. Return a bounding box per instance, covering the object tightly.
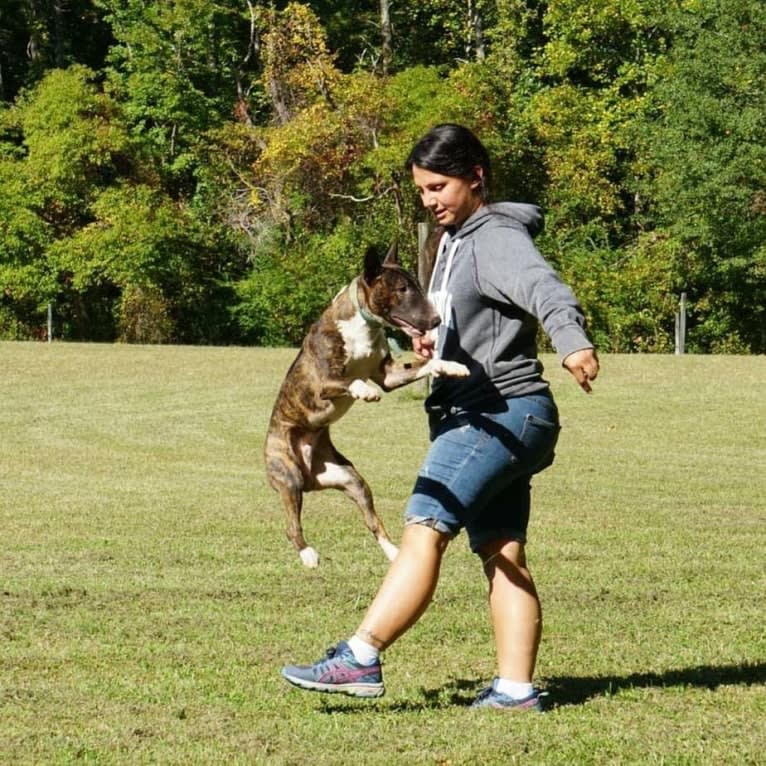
[281,641,384,698]
[471,680,546,711]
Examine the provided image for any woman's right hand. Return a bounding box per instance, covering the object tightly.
[413,333,436,359]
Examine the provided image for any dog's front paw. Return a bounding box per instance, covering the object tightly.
[428,360,470,378]
[349,379,381,401]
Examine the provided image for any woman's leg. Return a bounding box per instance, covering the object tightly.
[355,523,451,650]
[480,538,542,682]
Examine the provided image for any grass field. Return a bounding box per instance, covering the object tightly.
[1,342,764,765]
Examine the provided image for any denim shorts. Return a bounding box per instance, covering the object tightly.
[403,392,560,553]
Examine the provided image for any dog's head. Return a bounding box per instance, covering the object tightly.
[361,242,440,337]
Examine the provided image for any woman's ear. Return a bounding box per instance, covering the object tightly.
[470,166,484,191]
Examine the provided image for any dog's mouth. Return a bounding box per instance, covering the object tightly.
[389,316,425,338]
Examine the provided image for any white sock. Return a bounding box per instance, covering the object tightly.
[494,677,534,700]
[347,635,380,666]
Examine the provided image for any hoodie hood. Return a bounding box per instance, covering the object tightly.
[455,202,544,239]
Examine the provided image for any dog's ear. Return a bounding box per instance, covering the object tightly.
[363,246,383,284]
[383,240,399,267]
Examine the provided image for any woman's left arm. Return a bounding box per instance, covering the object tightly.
[473,230,597,388]
[475,235,594,357]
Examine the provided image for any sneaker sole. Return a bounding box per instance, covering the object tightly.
[472,695,544,711]
[281,670,384,698]
[474,700,543,712]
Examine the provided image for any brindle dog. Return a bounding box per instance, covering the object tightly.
[265,242,469,567]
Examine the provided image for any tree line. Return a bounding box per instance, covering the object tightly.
[1,0,764,352]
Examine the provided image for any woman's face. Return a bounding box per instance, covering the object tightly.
[411,164,484,229]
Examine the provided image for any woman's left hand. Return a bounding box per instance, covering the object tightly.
[563,348,600,393]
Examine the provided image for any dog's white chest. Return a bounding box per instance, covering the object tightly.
[337,313,386,370]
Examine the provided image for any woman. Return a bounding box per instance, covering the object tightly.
[281,124,599,710]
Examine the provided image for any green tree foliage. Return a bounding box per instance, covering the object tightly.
[1,64,243,342]
[231,4,516,344]
[0,0,111,102]
[19,65,132,217]
[0,110,55,338]
[640,0,766,351]
[520,0,677,351]
[95,0,259,189]
[0,64,129,339]
[0,0,764,352]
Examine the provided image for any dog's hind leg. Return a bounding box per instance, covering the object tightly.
[276,482,321,568]
[266,435,320,568]
[310,432,398,562]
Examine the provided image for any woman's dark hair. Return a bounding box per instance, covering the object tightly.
[405,123,492,199]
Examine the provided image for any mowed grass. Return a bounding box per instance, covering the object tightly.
[1,342,764,765]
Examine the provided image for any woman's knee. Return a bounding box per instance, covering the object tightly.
[480,537,525,563]
[479,538,529,577]
[401,522,452,554]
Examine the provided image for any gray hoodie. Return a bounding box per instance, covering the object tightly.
[426,202,593,413]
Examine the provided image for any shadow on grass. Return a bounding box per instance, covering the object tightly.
[544,661,766,708]
[318,662,766,713]
[319,676,483,714]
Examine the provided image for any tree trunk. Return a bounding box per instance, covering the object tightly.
[234,0,260,126]
[53,0,65,67]
[380,0,392,75]
[468,0,486,61]
[266,74,292,125]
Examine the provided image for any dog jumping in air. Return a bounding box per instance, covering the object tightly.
[264,242,469,568]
